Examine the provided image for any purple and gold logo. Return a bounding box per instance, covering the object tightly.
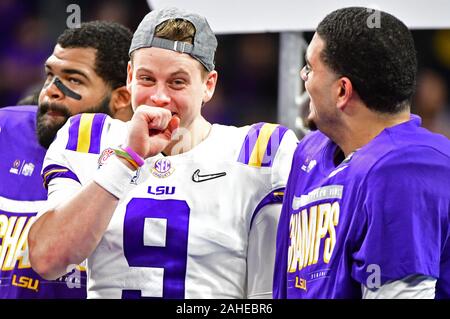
[151,158,174,178]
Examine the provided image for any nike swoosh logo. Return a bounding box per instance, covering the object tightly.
[328,166,348,178]
[192,169,226,183]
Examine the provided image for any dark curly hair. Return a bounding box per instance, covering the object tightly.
[317,7,417,114]
[57,21,132,89]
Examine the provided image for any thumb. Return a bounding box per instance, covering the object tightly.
[168,115,180,134]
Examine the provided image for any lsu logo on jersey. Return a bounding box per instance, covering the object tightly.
[0,212,36,271]
[148,186,176,195]
[287,185,343,289]
[237,122,288,167]
[66,113,107,154]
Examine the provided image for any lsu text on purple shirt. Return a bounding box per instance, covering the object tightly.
[0,106,86,298]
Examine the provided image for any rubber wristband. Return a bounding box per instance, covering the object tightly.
[122,145,145,167]
[113,148,140,169]
[93,155,135,199]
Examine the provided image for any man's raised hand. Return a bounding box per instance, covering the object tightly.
[124,105,180,159]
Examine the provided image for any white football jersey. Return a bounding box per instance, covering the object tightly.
[42,113,298,298]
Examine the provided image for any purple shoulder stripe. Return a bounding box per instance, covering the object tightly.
[237,122,265,165]
[66,113,107,154]
[261,125,288,167]
[89,114,107,154]
[66,114,82,151]
[237,123,289,167]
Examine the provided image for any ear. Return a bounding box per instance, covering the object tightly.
[202,70,218,105]
[126,61,133,93]
[110,86,132,121]
[336,77,353,111]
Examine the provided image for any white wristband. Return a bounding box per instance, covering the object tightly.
[93,155,135,199]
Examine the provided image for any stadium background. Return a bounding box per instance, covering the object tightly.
[1,0,450,137]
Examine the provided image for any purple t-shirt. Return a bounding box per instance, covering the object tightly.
[0,106,86,298]
[274,115,450,299]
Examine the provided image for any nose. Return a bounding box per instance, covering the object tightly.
[300,66,308,81]
[42,78,63,101]
[150,85,171,107]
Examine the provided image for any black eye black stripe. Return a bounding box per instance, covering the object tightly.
[54,77,82,100]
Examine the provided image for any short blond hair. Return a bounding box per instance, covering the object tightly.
[155,18,196,44]
[155,19,209,79]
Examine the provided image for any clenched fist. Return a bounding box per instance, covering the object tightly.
[124,105,180,159]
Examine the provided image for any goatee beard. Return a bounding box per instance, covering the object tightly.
[36,102,72,149]
[36,94,112,149]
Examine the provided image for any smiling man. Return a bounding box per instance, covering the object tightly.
[0,21,132,298]
[273,7,450,299]
[29,7,298,299]
[37,22,133,148]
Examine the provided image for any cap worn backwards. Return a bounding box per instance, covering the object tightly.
[129,7,217,71]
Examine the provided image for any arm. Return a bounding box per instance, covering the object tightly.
[28,158,128,280]
[247,203,282,299]
[351,147,447,295]
[29,106,179,280]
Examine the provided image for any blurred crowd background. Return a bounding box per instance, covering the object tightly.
[1,0,450,137]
